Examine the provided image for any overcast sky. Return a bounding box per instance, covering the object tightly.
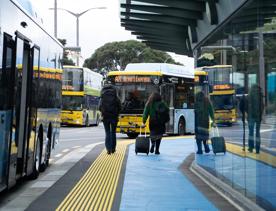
[34,0,194,68]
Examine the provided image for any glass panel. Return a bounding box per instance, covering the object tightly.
[117,83,159,113]
[62,96,84,111]
[196,0,276,209]
[0,42,13,187]
[62,67,83,91]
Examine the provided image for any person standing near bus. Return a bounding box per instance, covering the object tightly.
[195,91,215,154]
[99,83,121,154]
[142,92,169,155]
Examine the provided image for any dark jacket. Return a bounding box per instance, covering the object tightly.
[143,101,169,136]
[99,84,121,120]
[246,85,264,122]
[194,92,214,140]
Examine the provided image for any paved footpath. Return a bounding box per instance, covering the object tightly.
[25,137,237,211]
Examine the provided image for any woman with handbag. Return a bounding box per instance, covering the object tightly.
[142,92,169,155]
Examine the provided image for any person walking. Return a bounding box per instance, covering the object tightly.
[194,91,215,154]
[246,84,264,154]
[99,83,121,154]
[142,92,169,155]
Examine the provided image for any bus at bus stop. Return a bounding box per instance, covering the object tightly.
[0,0,63,191]
[107,63,194,138]
[61,66,103,126]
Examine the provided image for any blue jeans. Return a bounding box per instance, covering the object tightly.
[103,119,118,152]
[248,120,261,152]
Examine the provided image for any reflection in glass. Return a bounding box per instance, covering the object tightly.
[62,96,84,111]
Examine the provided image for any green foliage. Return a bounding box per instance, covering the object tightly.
[83,40,180,75]
[58,38,75,66]
[197,57,217,67]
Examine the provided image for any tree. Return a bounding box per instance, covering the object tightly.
[58,38,75,66]
[83,40,181,75]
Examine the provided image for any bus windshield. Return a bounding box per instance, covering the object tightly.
[62,68,83,91]
[211,94,234,110]
[207,67,232,86]
[116,83,159,113]
[62,95,84,111]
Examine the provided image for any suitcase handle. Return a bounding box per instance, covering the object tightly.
[212,126,220,137]
[139,125,146,137]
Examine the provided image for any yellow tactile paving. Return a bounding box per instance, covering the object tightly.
[226,143,276,168]
[56,140,134,211]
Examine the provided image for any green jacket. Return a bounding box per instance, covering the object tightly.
[142,101,168,124]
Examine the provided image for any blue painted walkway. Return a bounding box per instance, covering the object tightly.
[120,138,218,211]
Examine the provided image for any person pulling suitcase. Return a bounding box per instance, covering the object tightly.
[194,91,215,154]
[142,92,169,155]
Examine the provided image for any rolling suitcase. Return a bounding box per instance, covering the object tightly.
[135,127,150,155]
[211,127,226,155]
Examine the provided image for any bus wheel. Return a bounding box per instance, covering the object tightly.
[127,133,138,139]
[178,118,186,135]
[85,115,90,127]
[29,137,41,179]
[45,137,51,166]
[96,115,100,126]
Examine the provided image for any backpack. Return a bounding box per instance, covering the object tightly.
[100,86,119,118]
[153,102,170,124]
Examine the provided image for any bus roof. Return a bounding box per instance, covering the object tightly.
[122,63,194,78]
[108,71,162,76]
[195,70,208,76]
[203,65,232,69]
[63,65,83,69]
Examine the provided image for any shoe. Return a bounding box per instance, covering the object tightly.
[196,151,203,154]
[248,148,253,153]
[256,150,260,154]
[155,151,160,155]
[107,150,111,155]
[205,148,210,153]
[150,145,154,153]
[112,149,116,153]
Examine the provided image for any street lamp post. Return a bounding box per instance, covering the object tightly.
[50,6,106,65]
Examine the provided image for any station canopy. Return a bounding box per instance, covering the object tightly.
[120,0,276,56]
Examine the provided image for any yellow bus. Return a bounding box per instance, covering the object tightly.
[61,66,103,126]
[202,65,237,126]
[210,84,237,125]
[107,63,194,138]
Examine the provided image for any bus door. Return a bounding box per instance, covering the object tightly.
[161,83,175,133]
[0,33,16,190]
[8,33,33,186]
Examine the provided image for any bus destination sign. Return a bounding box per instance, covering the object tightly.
[115,75,152,83]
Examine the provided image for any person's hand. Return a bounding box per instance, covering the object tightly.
[211,122,216,128]
[141,123,146,128]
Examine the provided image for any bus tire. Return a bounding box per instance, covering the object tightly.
[96,115,100,126]
[178,118,186,135]
[85,115,90,127]
[45,137,51,167]
[29,136,42,179]
[127,133,138,139]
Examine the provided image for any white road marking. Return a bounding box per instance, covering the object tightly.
[31,181,56,188]
[62,149,70,153]
[54,154,63,158]
[72,146,81,149]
